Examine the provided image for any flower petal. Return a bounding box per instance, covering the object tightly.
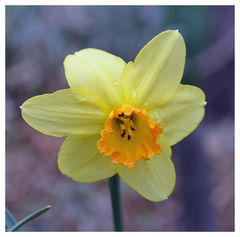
[64,48,126,107]
[122,30,186,108]
[21,88,108,137]
[58,136,116,182]
[116,136,176,201]
[149,84,206,146]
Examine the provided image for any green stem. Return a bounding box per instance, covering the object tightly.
[108,174,124,231]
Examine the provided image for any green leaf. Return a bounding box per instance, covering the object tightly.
[6,208,18,230]
[7,205,51,232]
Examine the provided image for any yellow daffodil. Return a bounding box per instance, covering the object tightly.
[21,30,206,202]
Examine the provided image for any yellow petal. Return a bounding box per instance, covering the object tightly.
[116,136,176,201]
[21,88,108,137]
[149,84,206,146]
[64,48,126,108]
[58,136,116,182]
[122,30,186,108]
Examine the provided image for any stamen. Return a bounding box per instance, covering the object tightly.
[121,129,126,138]
[118,111,136,140]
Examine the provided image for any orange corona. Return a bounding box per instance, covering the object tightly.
[97,105,163,168]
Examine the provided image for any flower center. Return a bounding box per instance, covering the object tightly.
[118,112,136,140]
[97,105,163,168]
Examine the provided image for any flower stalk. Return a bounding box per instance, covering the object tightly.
[108,175,124,231]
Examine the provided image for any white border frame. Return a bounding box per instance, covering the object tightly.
[1,1,239,236]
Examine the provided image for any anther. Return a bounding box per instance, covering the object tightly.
[127,135,131,140]
[130,126,135,131]
[121,129,126,138]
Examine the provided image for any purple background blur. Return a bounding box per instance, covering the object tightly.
[6,6,234,231]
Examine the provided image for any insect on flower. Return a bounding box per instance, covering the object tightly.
[21,30,206,201]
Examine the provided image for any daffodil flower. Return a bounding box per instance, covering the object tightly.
[21,30,206,202]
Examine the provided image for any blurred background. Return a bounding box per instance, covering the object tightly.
[6,6,234,231]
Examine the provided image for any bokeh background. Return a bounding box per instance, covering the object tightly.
[6,6,234,231]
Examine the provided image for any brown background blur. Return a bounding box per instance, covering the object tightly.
[6,6,234,231]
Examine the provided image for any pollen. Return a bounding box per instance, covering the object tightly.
[97,105,163,168]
